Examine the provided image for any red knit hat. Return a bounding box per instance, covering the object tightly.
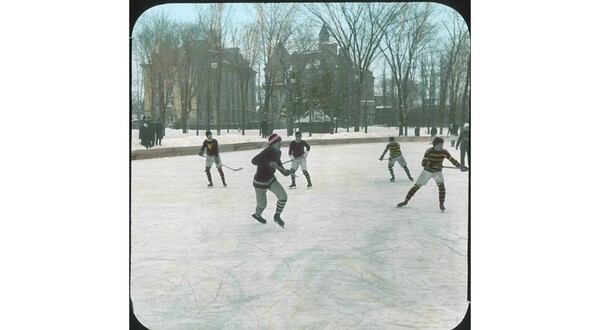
[268,133,282,144]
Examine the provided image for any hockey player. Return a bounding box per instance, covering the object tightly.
[198,130,226,187]
[288,131,312,188]
[379,136,413,182]
[251,133,291,228]
[397,137,467,211]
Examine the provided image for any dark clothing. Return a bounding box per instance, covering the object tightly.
[421,147,461,173]
[155,122,164,140]
[199,139,220,156]
[288,140,311,158]
[456,128,470,167]
[252,146,283,189]
[141,121,152,148]
[456,128,470,150]
[260,120,268,138]
[449,126,459,135]
[431,127,438,136]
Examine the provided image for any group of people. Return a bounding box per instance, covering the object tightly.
[138,116,165,149]
[198,130,313,228]
[198,123,469,229]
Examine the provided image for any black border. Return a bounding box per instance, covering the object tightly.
[129,1,471,329]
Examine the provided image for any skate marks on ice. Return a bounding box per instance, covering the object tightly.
[131,142,469,329]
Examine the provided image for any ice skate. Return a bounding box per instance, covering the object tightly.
[252,214,266,224]
[408,176,414,182]
[207,182,214,187]
[222,180,227,187]
[397,200,408,208]
[389,177,395,182]
[439,203,445,211]
[273,214,285,228]
[289,183,296,188]
[307,182,312,188]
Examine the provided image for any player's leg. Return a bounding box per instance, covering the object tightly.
[433,172,446,211]
[300,159,312,187]
[252,187,268,223]
[205,157,214,186]
[215,155,226,186]
[289,160,299,187]
[269,181,287,227]
[387,158,395,181]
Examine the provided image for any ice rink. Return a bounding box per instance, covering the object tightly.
[130,141,469,329]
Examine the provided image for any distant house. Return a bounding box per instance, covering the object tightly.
[265,24,376,130]
[142,40,257,130]
[296,109,333,133]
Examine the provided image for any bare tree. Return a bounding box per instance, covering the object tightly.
[253,3,298,124]
[438,11,470,134]
[230,23,261,135]
[176,22,200,134]
[381,2,435,136]
[133,11,178,124]
[197,4,232,135]
[419,50,441,133]
[305,2,403,133]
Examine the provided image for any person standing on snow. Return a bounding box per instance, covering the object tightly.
[198,130,226,187]
[455,123,470,168]
[288,131,312,188]
[154,119,164,146]
[430,125,438,144]
[251,133,291,228]
[448,123,459,147]
[379,136,414,182]
[397,137,467,211]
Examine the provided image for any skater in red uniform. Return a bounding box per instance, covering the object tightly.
[288,131,312,188]
[251,133,291,228]
[397,137,467,211]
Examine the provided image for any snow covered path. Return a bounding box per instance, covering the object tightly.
[131,141,469,329]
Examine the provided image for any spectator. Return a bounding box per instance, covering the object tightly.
[154,119,164,146]
[455,123,470,168]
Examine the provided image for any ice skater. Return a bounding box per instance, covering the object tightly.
[379,136,413,182]
[288,131,312,188]
[251,133,291,228]
[397,137,467,211]
[198,130,226,187]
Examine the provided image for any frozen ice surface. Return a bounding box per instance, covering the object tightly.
[131,141,469,329]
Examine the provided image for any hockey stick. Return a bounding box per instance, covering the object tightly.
[442,165,469,171]
[199,154,243,171]
[222,164,244,171]
[282,154,307,164]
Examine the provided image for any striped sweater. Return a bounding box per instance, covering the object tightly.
[382,142,402,158]
[421,147,461,173]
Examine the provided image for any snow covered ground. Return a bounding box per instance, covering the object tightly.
[131,139,469,329]
[131,125,436,151]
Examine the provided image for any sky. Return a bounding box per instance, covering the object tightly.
[131,2,467,82]
[2,0,600,328]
